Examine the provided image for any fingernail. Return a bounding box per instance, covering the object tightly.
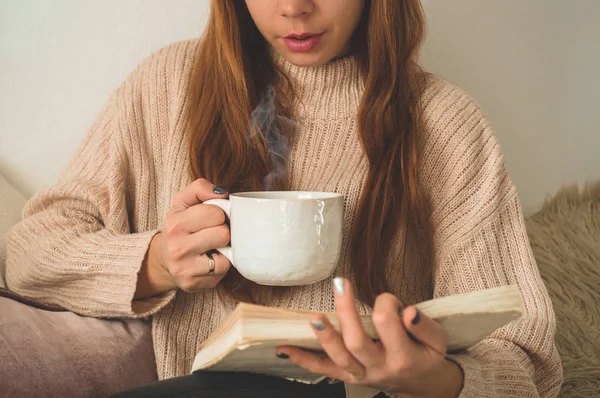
[350,371,363,379]
[311,319,326,331]
[276,352,289,359]
[213,186,227,195]
[411,310,421,325]
[333,277,345,295]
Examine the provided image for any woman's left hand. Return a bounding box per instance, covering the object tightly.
[276,278,464,398]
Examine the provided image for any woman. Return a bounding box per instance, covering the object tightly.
[5,0,562,397]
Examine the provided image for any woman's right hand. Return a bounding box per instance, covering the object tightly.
[135,179,232,299]
[160,178,232,292]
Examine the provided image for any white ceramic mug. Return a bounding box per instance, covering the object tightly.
[203,191,343,286]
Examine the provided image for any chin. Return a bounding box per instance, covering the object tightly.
[277,48,334,68]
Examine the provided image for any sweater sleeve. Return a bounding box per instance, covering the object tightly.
[420,79,563,397]
[5,60,177,319]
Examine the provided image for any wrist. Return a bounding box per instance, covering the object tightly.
[135,233,177,299]
[387,359,464,398]
[435,359,464,398]
[149,233,177,289]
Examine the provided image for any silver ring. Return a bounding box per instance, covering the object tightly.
[206,252,216,276]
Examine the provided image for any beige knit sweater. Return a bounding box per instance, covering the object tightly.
[5,40,562,397]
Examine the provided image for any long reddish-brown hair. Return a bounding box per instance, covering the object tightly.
[186,0,434,307]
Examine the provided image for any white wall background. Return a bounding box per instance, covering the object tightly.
[1,0,598,214]
[420,0,600,214]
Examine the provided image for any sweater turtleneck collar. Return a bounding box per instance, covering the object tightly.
[272,51,364,120]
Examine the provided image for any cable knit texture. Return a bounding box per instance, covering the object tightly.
[5,39,562,398]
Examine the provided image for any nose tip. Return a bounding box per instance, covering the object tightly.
[279,0,315,18]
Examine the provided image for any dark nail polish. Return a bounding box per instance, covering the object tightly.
[276,352,289,359]
[213,186,227,195]
[411,310,421,325]
[311,319,326,331]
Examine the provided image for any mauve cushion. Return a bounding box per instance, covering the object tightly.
[0,295,158,397]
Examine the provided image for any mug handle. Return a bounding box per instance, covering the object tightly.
[203,199,235,266]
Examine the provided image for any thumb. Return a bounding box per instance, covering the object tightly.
[401,306,448,356]
[171,179,228,212]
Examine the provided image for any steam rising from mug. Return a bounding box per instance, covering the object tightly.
[249,86,296,190]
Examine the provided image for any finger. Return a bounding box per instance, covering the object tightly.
[309,315,366,379]
[170,204,226,234]
[168,252,230,279]
[175,254,231,292]
[184,224,231,255]
[171,179,228,212]
[372,293,413,355]
[401,306,447,356]
[275,346,354,383]
[190,252,231,278]
[332,277,382,367]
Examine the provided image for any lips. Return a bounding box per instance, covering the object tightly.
[286,33,316,40]
[282,32,324,52]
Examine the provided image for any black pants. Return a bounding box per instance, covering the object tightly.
[111,371,350,398]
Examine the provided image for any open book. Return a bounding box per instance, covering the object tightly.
[191,285,524,383]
